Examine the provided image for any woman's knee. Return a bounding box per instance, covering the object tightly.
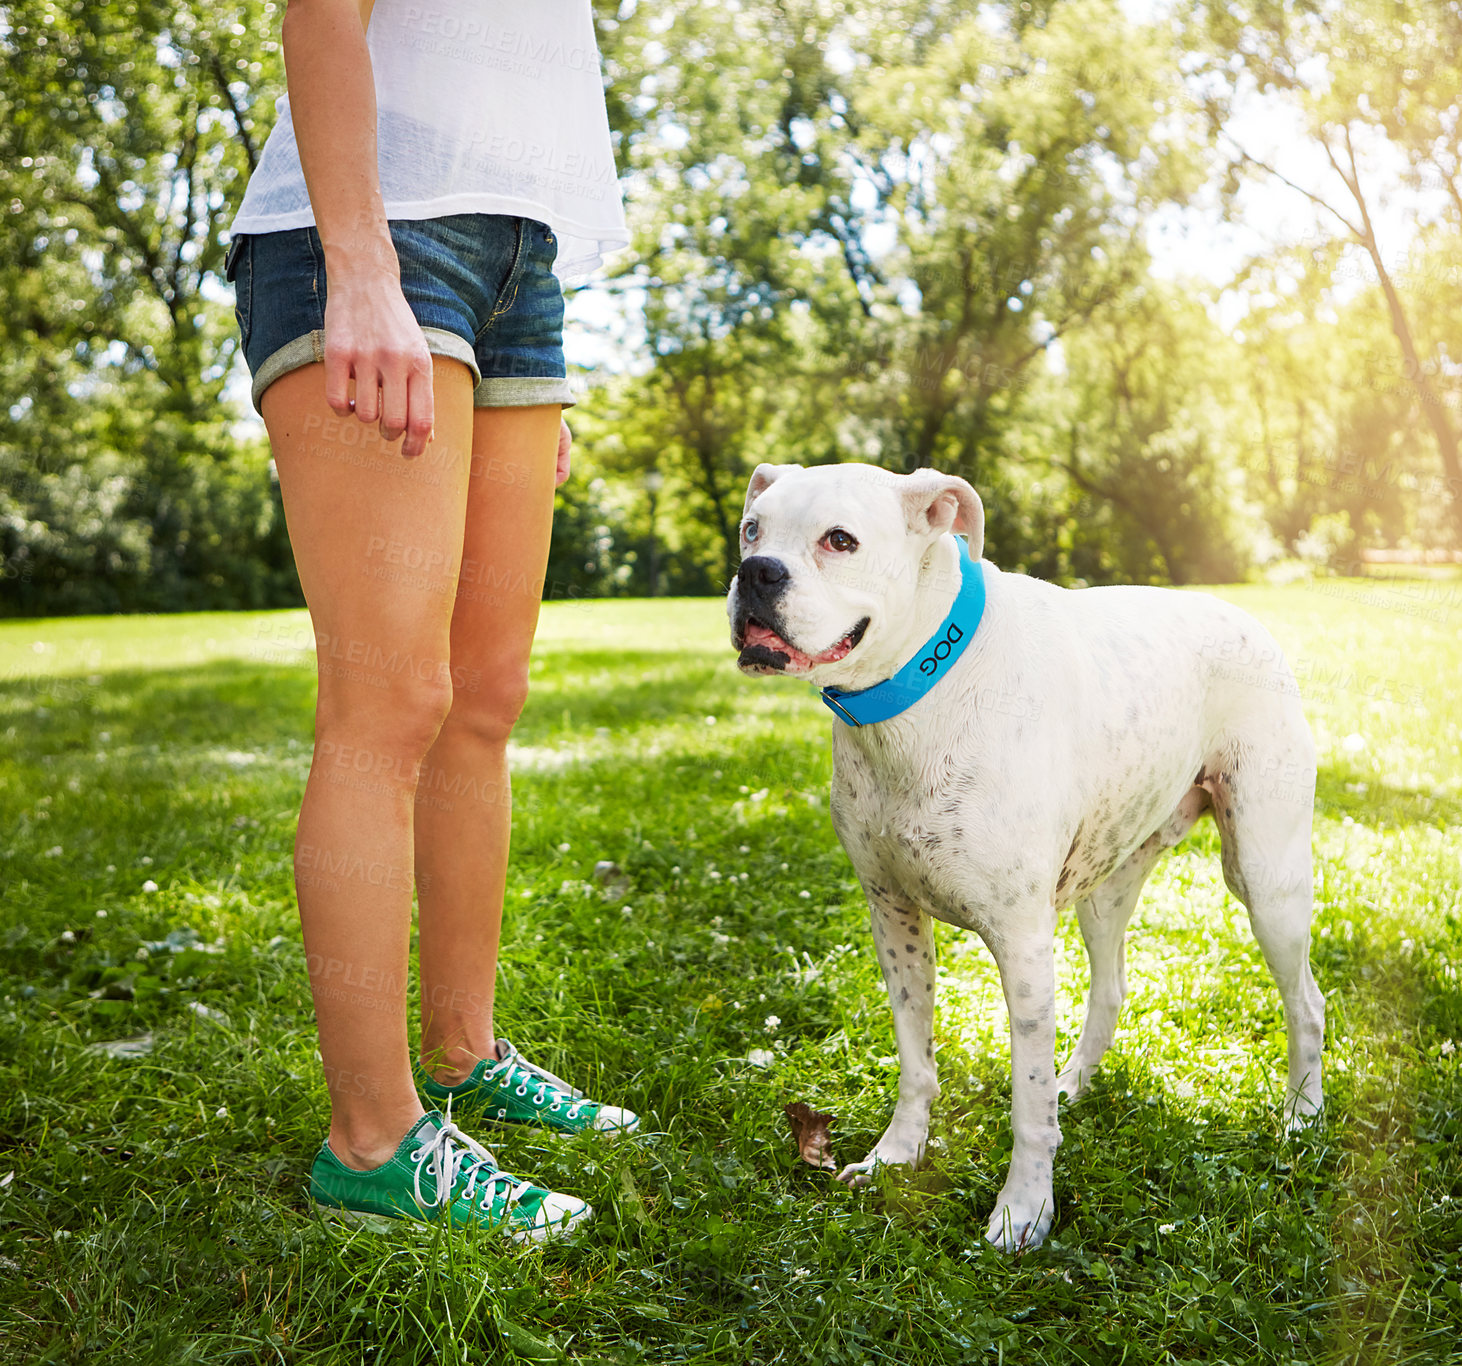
[441,663,530,748]
[314,672,456,764]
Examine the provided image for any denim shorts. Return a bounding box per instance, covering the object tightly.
[224,214,574,413]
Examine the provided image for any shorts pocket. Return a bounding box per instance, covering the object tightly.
[223,234,252,351]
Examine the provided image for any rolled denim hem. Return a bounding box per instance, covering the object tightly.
[472,375,576,409]
[251,332,322,412]
[250,326,484,412]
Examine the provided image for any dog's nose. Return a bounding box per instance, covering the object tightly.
[739,556,789,590]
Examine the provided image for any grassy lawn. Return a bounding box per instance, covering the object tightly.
[1,580,1460,1364]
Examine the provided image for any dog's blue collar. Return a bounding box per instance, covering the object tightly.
[819,536,986,728]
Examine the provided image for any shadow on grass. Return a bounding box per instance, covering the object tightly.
[0,646,771,755]
[1316,765,1462,830]
[1,659,317,759]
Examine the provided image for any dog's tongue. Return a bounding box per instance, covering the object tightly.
[744,621,814,670]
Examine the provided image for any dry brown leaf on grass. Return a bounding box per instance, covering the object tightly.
[785,1101,837,1170]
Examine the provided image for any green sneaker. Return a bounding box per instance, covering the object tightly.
[310,1110,592,1243]
[416,1039,640,1136]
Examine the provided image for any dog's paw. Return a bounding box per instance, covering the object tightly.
[837,1122,927,1186]
[984,1193,1054,1253]
[1054,1064,1092,1102]
[842,1152,894,1187]
[1284,1095,1324,1135]
[835,1155,882,1187]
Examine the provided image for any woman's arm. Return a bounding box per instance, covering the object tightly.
[281,0,434,457]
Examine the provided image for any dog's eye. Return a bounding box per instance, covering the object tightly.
[821,528,859,553]
[742,519,759,543]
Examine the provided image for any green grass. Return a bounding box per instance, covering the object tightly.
[1,581,1460,1365]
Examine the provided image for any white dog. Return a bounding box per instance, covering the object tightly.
[726,462,1324,1252]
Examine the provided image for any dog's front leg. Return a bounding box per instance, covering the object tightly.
[838,895,938,1187]
[985,928,1061,1252]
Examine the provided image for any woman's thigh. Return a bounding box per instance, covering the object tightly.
[261,356,478,728]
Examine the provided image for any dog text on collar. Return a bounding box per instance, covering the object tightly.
[920,622,964,676]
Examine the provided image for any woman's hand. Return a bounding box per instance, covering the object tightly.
[322,262,436,459]
[555,417,573,487]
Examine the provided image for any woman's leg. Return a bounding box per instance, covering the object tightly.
[261,355,477,1168]
[414,404,561,1078]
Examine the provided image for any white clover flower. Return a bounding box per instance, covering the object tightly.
[764,1015,781,1033]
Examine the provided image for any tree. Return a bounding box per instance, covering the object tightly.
[0,0,297,614]
[588,0,1210,577]
[1049,284,1251,583]
[587,0,872,582]
[1186,0,1462,545]
[847,1,1200,479]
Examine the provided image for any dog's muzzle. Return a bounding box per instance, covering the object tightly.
[732,559,869,674]
[733,556,795,670]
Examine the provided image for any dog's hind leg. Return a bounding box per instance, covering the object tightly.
[1204,746,1325,1129]
[837,891,939,1187]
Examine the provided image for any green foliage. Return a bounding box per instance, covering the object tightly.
[4,0,1461,617]
[1,589,1460,1359]
[1,431,298,615]
[546,473,719,601]
[0,0,297,616]
[592,0,1221,582]
[1047,285,1252,584]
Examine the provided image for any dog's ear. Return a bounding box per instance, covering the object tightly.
[901,469,985,559]
[742,463,798,520]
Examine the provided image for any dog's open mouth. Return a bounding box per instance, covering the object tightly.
[738,617,869,674]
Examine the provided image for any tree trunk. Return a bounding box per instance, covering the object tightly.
[1364,240,1462,543]
[1338,129,1462,544]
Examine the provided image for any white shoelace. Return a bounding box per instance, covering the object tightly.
[411,1105,534,1217]
[485,1041,587,1118]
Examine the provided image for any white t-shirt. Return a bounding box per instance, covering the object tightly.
[230,0,629,285]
